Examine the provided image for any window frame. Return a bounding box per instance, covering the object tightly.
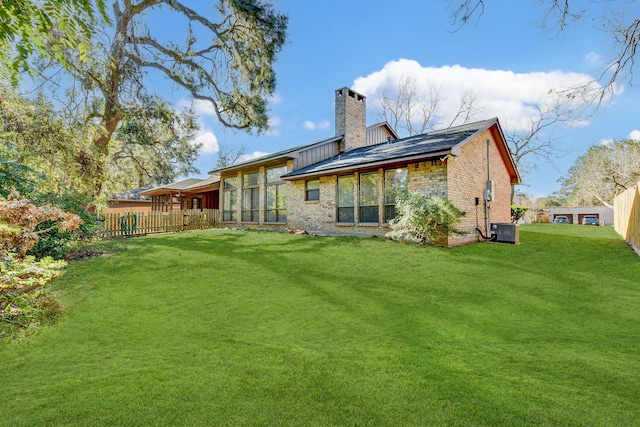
[242,171,260,222]
[336,175,355,223]
[384,167,408,223]
[358,171,380,223]
[222,177,238,222]
[305,178,320,201]
[265,166,288,223]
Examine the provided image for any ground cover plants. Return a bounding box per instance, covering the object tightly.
[1,224,639,426]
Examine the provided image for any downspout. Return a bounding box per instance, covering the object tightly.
[485,139,491,237]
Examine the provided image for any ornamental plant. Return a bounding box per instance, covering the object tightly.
[386,193,465,245]
[0,195,82,337]
[0,195,83,258]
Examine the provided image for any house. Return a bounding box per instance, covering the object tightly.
[211,87,520,246]
[547,206,614,225]
[106,187,153,213]
[139,175,220,211]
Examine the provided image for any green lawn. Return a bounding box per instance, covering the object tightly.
[1,224,639,426]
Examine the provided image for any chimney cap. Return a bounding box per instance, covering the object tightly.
[336,87,365,102]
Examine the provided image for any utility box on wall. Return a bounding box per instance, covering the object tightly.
[491,223,519,244]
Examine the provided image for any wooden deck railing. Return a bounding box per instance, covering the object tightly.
[100,209,219,238]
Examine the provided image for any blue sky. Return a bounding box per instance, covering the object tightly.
[166,0,640,198]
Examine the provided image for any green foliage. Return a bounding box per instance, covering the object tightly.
[27,191,99,260]
[386,193,465,244]
[0,88,96,196]
[540,191,569,208]
[0,253,66,337]
[0,138,41,198]
[3,1,288,197]
[0,0,108,86]
[109,96,202,188]
[561,139,640,206]
[0,194,81,336]
[510,205,529,223]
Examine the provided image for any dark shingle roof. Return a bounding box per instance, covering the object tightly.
[207,122,398,175]
[208,135,342,174]
[110,186,154,201]
[283,118,497,179]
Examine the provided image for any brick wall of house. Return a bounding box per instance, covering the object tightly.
[408,161,447,197]
[447,129,512,245]
[288,175,338,232]
[288,162,448,236]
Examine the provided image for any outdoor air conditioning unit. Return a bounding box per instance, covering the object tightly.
[490,223,519,244]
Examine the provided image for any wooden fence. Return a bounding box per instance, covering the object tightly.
[614,182,640,255]
[100,209,219,238]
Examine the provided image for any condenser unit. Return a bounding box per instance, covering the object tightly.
[490,223,519,244]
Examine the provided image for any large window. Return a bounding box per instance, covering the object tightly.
[266,166,287,223]
[359,172,379,223]
[223,177,238,221]
[306,179,320,201]
[242,171,260,222]
[337,175,355,223]
[384,168,408,222]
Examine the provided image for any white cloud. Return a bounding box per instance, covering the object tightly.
[303,119,330,131]
[195,130,219,154]
[174,98,219,154]
[237,151,271,163]
[352,59,604,133]
[191,99,217,117]
[629,130,640,140]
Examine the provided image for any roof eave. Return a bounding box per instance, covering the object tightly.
[208,135,343,175]
[282,150,452,180]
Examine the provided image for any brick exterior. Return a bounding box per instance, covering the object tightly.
[335,87,367,152]
[446,129,512,245]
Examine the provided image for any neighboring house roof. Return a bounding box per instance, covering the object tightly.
[109,186,153,201]
[282,118,520,184]
[139,177,219,197]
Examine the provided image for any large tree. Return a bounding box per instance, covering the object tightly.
[449,0,640,99]
[108,95,202,190]
[0,88,89,194]
[561,140,640,207]
[24,0,288,197]
[0,86,202,197]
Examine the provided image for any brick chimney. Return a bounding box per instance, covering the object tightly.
[335,87,366,152]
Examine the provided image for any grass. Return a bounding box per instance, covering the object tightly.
[1,224,639,426]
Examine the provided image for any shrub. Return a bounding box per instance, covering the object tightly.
[28,191,100,259]
[386,193,465,245]
[511,205,530,223]
[0,253,67,337]
[0,196,82,337]
[0,195,83,259]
